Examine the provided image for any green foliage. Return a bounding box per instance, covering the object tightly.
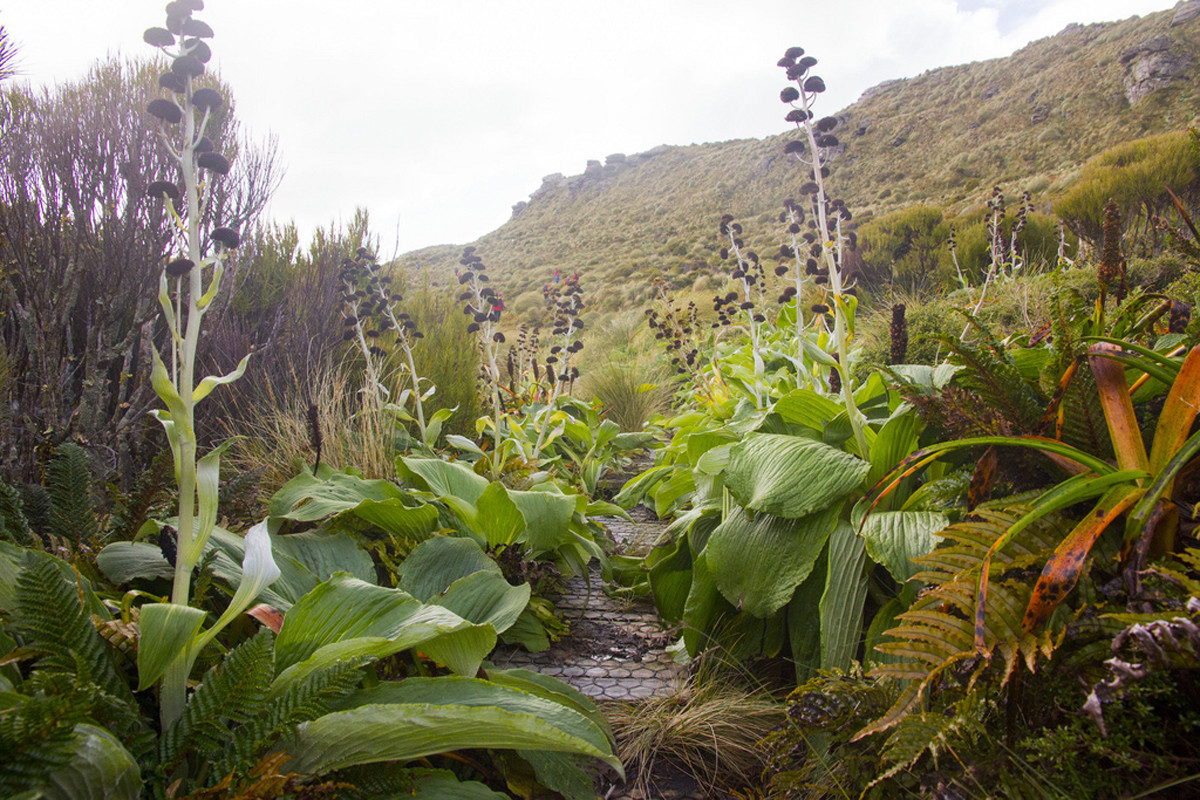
[1055,130,1200,251]
[858,205,950,289]
[0,479,31,545]
[45,444,99,544]
[158,629,275,781]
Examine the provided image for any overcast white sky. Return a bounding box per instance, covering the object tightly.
[1,0,1180,254]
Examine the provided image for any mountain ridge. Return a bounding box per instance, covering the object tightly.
[397,1,1200,323]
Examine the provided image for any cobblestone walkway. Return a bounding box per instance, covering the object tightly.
[489,506,684,701]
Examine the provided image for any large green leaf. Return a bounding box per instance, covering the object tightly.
[647,535,693,623]
[403,769,511,799]
[706,504,838,619]
[820,522,868,670]
[486,667,615,745]
[349,498,439,542]
[861,511,948,584]
[345,677,613,757]
[509,490,577,556]
[433,571,530,636]
[269,530,376,586]
[272,574,494,689]
[137,602,206,690]
[398,457,489,505]
[773,389,843,431]
[42,724,141,800]
[475,482,525,546]
[289,701,621,774]
[96,541,173,584]
[269,465,407,526]
[788,555,827,682]
[724,433,869,518]
[681,551,726,656]
[399,536,499,601]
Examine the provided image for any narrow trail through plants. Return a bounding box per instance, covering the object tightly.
[490,506,683,702]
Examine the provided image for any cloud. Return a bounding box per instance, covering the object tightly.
[0,0,1176,252]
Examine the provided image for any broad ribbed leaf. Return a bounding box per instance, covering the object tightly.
[707,504,838,618]
[289,702,621,774]
[820,521,868,670]
[682,552,724,656]
[272,574,493,688]
[647,535,692,623]
[398,457,489,504]
[344,677,613,758]
[349,498,439,542]
[773,389,842,430]
[96,542,173,584]
[433,571,530,635]
[725,434,869,518]
[137,603,207,690]
[43,724,141,800]
[509,490,577,555]
[270,530,376,586]
[269,466,406,525]
[487,667,615,745]
[475,482,525,546]
[788,555,827,682]
[862,511,948,584]
[400,536,499,601]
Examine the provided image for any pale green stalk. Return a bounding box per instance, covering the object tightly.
[792,83,868,455]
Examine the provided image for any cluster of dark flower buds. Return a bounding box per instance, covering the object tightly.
[144,2,239,278]
[646,279,701,376]
[338,247,421,360]
[457,247,504,336]
[541,271,585,389]
[713,214,769,328]
[504,324,543,402]
[775,46,859,327]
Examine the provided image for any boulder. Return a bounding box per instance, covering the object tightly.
[1173,0,1200,26]
[1120,36,1192,104]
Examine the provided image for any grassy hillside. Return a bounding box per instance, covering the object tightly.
[397,3,1200,326]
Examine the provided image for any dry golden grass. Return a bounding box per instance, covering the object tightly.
[606,654,785,797]
[228,354,404,495]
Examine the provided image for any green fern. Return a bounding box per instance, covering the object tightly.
[158,628,275,782]
[0,479,30,544]
[214,656,363,779]
[46,443,99,544]
[14,551,132,705]
[0,691,86,795]
[856,504,1065,745]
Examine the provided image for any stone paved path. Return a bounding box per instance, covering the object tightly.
[490,506,724,799]
[489,506,685,701]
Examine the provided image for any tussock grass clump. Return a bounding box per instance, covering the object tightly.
[229,355,402,493]
[607,656,784,797]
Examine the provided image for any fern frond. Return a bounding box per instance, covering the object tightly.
[14,552,132,704]
[46,443,99,544]
[934,335,1044,434]
[0,480,31,544]
[869,695,986,789]
[214,656,363,779]
[159,629,274,778]
[0,691,84,795]
[857,504,1066,742]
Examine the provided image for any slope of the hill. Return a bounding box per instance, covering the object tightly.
[397,1,1200,324]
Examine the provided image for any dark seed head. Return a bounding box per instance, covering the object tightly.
[210,227,240,248]
[780,87,800,103]
[191,87,222,111]
[143,27,176,47]
[194,136,214,154]
[159,72,187,93]
[803,76,826,93]
[186,39,212,63]
[196,151,230,174]
[165,258,194,277]
[147,99,183,124]
[784,46,805,60]
[784,140,805,155]
[182,18,214,37]
[147,180,180,202]
[171,55,205,79]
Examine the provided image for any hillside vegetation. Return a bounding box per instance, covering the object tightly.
[398,2,1200,324]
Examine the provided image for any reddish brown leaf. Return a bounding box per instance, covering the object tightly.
[247,604,284,633]
[968,446,999,511]
[1021,485,1141,634]
[1087,342,1148,472]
